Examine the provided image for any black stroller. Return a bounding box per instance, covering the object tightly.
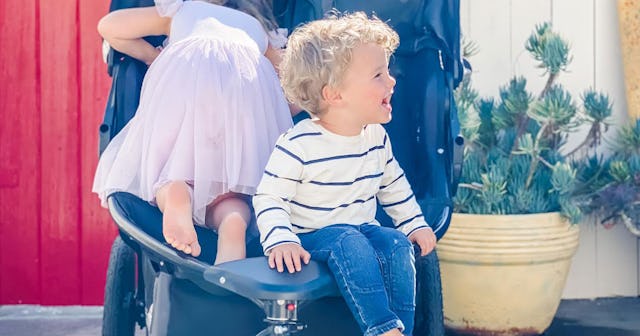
[99,1,463,335]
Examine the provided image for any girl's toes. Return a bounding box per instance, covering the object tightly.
[191,242,202,257]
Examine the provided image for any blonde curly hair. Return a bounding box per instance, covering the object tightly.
[280,12,399,116]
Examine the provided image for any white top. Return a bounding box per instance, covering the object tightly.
[253,119,430,253]
[156,0,287,52]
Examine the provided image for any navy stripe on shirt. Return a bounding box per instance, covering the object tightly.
[275,145,305,164]
[290,195,376,211]
[396,214,425,228]
[308,172,384,186]
[261,226,293,244]
[264,170,302,183]
[380,193,414,208]
[276,144,386,165]
[380,173,404,190]
[406,225,429,237]
[256,206,288,219]
[305,145,385,164]
[291,223,307,229]
[289,132,322,141]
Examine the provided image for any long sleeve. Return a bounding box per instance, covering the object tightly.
[253,134,303,254]
[377,131,430,237]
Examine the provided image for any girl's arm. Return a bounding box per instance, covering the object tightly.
[98,6,171,65]
[265,45,303,117]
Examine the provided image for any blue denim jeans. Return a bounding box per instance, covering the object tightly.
[299,224,416,336]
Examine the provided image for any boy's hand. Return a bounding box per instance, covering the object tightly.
[409,227,437,256]
[268,243,311,273]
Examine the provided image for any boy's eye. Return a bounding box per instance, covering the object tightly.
[374,73,382,78]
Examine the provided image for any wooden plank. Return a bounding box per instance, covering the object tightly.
[562,217,598,299]
[553,0,596,157]
[460,0,471,43]
[553,0,598,299]
[595,0,629,125]
[466,0,511,98]
[0,0,42,304]
[596,224,639,296]
[510,0,551,96]
[78,0,116,305]
[594,0,638,297]
[552,0,595,96]
[38,0,81,305]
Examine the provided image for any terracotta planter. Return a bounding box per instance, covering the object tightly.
[618,0,640,120]
[438,212,579,336]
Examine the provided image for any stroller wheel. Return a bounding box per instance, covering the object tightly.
[102,236,138,336]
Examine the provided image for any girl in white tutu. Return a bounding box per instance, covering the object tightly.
[93,0,294,264]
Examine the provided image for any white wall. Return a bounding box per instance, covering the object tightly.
[460,0,639,298]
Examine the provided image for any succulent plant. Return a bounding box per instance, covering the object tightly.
[454,23,613,224]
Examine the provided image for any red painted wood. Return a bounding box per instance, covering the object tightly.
[38,0,82,305]
[78,0,116,305]
[0,0,127,305]
[0,0,42,304]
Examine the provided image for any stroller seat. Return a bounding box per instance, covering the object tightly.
[204,258,338,301]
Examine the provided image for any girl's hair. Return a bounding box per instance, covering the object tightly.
[204,0,278,31]
[280,12,399,116]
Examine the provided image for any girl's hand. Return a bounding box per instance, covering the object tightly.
[268,243,311,273]
[409,227,437,256]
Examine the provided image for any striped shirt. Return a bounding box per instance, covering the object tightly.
[253,119,430,254]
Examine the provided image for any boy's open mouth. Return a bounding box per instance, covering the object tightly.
[381,93,393,109]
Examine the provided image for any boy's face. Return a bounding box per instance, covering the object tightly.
[337,43,396,126]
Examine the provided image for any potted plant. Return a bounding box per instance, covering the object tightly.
[439,23,613,335]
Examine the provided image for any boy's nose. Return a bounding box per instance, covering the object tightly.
[388,75,396,89]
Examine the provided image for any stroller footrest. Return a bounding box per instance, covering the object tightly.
[203,257,339,301]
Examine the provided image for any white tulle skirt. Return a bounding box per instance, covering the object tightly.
[93,37,292,225]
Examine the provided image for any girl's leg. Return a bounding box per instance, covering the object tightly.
[299,225,404,336]
[361,225,417,336]
[155,181,202,257]
[205,194,251,265]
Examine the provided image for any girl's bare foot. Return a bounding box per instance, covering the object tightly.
[163,204,201,257]
[156,181,202,257]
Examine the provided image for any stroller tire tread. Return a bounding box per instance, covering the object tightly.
[102,236,138,336]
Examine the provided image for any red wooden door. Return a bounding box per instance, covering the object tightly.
[0,0,115,305]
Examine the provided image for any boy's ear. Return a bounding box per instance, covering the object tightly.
[321,84,342,106]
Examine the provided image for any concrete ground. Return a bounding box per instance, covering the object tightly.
[0,298,638,336]
[545,297,640,336]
